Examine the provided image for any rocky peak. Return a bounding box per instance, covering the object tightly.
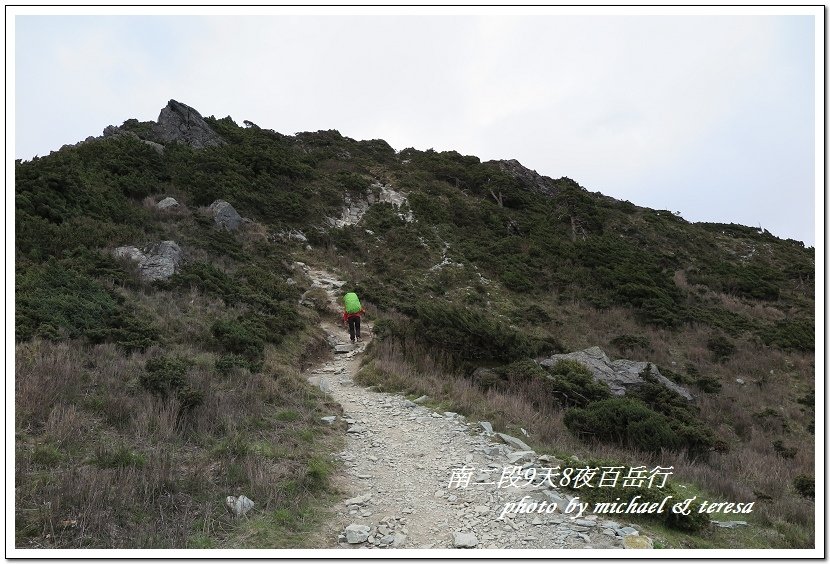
[152,99,225,149]
[487,158,558,197]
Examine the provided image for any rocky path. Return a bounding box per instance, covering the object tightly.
[302,267,647,550]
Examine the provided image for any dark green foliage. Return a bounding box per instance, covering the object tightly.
[628,365,715,458]
[772,440,797,459]
[16,258,158,350]
[410,301,562,364]
[560,460,710,532]
[793,475,815,499]
[760,319,814,352]
[694,375,722,394]
[140,356,204,412]
[543,360,612,408]
[141,356,191,396]
[564,378,715,459]
[564,398,683,453]
[212,318,267,370]
[216,354,255,375]
[797,390,814,409]
[707,334,736,362]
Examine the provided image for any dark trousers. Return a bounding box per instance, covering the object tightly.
[348,316,361,341]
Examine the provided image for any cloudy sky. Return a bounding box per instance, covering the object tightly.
[11,7,820,245]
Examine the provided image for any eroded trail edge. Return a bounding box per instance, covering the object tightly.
[304,268,638,550]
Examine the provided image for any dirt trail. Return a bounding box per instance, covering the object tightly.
[302,267,635,550]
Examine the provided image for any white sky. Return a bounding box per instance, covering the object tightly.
[9,6,822,245]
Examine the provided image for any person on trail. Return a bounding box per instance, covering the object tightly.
[342,291,365,344]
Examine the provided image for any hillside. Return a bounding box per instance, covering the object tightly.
[14,100,815,550]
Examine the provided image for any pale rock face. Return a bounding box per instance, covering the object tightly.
[539,346,694,401]
[209,200,242,231]
[156,197,180,210]
[152,99,225,149]
[113,240,182,282]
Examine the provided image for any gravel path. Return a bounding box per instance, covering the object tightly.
[303,267,644,551]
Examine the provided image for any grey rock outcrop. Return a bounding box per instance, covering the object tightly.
[152,99,225,149]
[208,199,242,231]
[156,197,180,210]
[101,125,164,153]
[113,240,182,282]
[539,346,693,401]
[487,159,558,198]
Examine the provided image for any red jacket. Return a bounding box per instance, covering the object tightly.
[343,309,364,324]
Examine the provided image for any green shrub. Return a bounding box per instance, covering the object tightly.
[543,360,612,408]
[694,375,722,394]
[141,356,192,398]
[707,334,736,363]
[16,259,158,350]
[564,397,682,453]
[772,440,797,459]
[559,460,710,532]
[760,319,814,352]
[793,475,814,499]
[410,301,562,365]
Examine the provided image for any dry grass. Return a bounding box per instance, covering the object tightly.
[15,316,342,549]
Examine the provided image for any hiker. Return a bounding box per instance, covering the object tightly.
[342,291,365,343]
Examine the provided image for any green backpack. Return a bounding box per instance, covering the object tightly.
[344,292,362,314]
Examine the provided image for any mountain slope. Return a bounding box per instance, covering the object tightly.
[14,100,815,549]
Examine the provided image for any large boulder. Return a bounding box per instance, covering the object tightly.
[113,240,182,282]
[152,99,225,149]
[209,199,242,231]
[539,346,693,401]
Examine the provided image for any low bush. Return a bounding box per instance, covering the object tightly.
[706,334,736,363]
[543,360,612,408]
[793,475,815,499]
[559,459,710,532]
[16,259,158,350]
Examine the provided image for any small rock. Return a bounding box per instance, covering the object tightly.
[347,425,366,433]
[479,421,494,434]
[617,526,639,536]
[506,450,536,464]
[623,535,654,549]
[496,433,532,451]
[736,378,746,385]
[452,532,478,548]
[344,523,371,544]
[413,395,430,404]
[320,416,337,424]
[225,495,254,517]
[343,493,371,506]
[574,519,597,527]
[392,533,407,547]
[712,520,749,529]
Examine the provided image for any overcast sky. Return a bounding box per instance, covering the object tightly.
[11,7,820,245]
